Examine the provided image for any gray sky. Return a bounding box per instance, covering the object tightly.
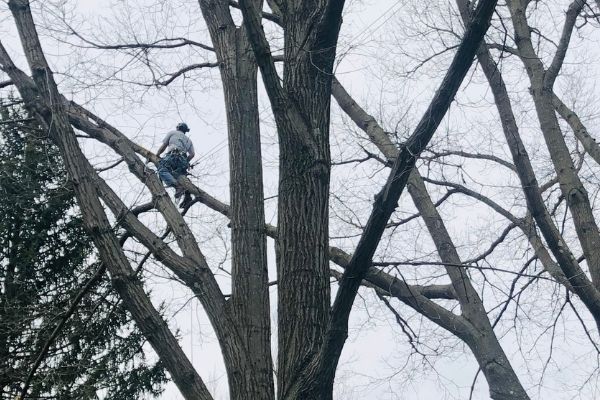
[3,1,600,399]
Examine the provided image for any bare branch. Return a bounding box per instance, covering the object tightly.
[0,117,35,125]
[62,20,214,52]
[422,177,519,223]
[94,158,124,173]
[464,222,519,264]
[553,93,600,166]
[486,42,520,56]
[545,0,586,88]
[424,149,516,171]
[313,0,498,388]
[371,260,557,281]
[143,62,220,87]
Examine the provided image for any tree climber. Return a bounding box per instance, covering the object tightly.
[156,122,194,208]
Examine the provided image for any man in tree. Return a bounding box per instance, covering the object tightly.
[156,122,195,208]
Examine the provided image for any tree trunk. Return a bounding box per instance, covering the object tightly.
[237,1,343,396]
[199,2,275,399]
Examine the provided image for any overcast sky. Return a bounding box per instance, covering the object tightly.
[3,1,600,399]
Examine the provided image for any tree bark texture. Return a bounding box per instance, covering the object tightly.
[3,2,214,399]
[237,1,345,397]
[299,3,499,397]
[250,1,497,398]
[508,0,600,290]
[199,1,275,398]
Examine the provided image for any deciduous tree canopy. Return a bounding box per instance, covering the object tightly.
[2,0,600,399]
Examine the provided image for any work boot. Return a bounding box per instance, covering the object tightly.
[179,192,193,209]
[174,186,185,199]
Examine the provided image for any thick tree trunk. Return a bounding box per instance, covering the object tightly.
[275,92,332,399]
[297,3,499,397]
[199,2,275,399]
[226,36,274,400]
[276,4,345,397]
[237,1,344,396]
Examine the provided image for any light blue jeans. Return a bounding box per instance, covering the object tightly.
[158,152,189,187]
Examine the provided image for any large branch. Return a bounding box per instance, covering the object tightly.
[63,96,260,383]
[236,0,326,153]
[2,2,214,398]
[197,2,276,398]
[332,72,508,333]
[332,25,531,400]
[553,93,600,166]
[451,0,600,328]
[154,175,457,307]
[0,47,213,400]
[328,249,470,335]
[287,0,499,394]
[508,0,600,293]
[408,175,528,398]
[312,0,346,51]
[545,0,585,88]
[64,103,237,329]
[62,99,250,334]
[66,105,208,264]
[228,0,281,23]
[180,179,458,302]
[237,0,287,112]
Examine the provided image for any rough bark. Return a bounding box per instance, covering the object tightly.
[199,1,274,398]
[2,2,213,399]
[288,1,498,398]
[237,1,345,397]
[63,90,247,362]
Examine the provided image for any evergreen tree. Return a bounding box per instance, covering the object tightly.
[0,99,166,400]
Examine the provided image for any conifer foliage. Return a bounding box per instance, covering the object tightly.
[0,100,166,399]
